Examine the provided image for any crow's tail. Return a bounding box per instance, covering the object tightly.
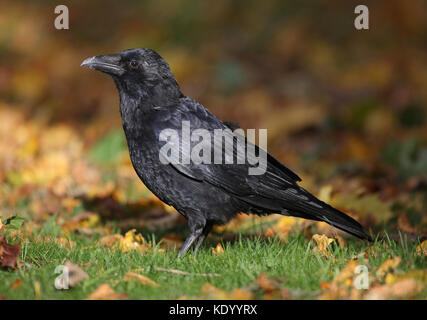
[289,187,373,241]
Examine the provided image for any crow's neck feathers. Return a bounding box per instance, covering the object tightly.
[115,74,183,135]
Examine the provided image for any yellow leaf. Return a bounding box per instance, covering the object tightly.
[120,229,148,253]
[385,270,427,285]
[276,216,297,232]
[123,272,159,287]
[87,284,128,300]
[311,234,335,258]
[416,240,427,257]
[318,260,360,300]
[0,218,3,230]
[377,257,401,279]
[212,243,224,255]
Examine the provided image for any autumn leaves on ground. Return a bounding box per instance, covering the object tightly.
[0,107,425,300]
[0,0,427,300]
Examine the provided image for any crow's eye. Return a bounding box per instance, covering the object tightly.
[129,60,139,69]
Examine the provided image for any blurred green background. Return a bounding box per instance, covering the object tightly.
[0,0,426,234]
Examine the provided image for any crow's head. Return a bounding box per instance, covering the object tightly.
[81,48,182,103]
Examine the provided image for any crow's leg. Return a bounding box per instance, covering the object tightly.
[193,221,213,254]
[177,216,206,258]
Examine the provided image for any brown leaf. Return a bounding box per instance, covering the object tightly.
[256,273,277,292]
[123,272,159,287]
[86,284,128,300]
[0,236,20,268]
[11,279,22,289]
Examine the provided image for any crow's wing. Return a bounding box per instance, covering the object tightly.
[153,98,306,210]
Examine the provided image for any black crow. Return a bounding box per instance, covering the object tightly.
[81,48,372,257]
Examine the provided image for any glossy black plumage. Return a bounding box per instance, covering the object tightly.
[81,48,372,257]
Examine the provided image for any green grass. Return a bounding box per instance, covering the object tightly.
[1,226,426,299]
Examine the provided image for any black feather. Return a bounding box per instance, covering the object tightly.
[81,48,373,257]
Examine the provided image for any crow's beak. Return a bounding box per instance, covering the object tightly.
[81,54,125,76]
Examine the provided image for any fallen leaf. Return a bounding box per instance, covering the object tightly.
[11,279,22,289]
[201,283,228,299]
[87,284,128,300]
[312,234,335,258]
[318,260,361,300]
[376,257,401,279]
[212,243,224,255]
[123,272,159,287]
[416,240,427,257]
[364,279,424,299]
[0,236,21,268]
[256,273,277,292]
[276,216,297,233]
[120,229,149,253]
[385,269,427,285]
[201,283,254,299]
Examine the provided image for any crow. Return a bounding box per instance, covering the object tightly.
[81,48,372,257]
